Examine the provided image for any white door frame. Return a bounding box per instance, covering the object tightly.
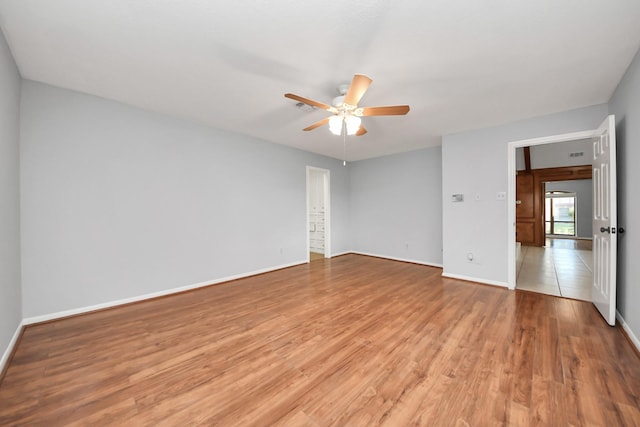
[507,129,599,289]
[306,166,331,261]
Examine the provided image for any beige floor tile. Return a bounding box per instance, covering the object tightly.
[576,251,593,271]
[556,275,591,283]
[557,274,592,283]
[516,238,592,301]
[560,287,592,302]
[558,280,591,290]
[556,271,592,280]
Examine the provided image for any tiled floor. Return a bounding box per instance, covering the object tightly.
[516,238,593,302]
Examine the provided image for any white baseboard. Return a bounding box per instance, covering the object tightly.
[616,310,640,353]
[441,272,508,288]
[23,260,307,325]
[330,251,352,258]
[1,321,24,376]
[350,251,443,268]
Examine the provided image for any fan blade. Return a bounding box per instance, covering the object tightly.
[344,74,372,106]
[360,105,410,116]
[356,126,367,136]
[303,117,330,131]
[285,93,333,111]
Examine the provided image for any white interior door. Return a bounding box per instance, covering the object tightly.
[592,115,617,326]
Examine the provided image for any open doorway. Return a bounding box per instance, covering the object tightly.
[508,116,618,325]
[545,189,578,237]
[516,177,593,300]
[512,140,594,300]
[306,166,330,262]
[507,129,599,292]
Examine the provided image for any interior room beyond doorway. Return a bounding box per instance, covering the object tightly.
[512,136,595,301]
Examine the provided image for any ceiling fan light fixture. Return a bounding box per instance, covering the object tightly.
[329,115,343,135]
[345,115,361,135]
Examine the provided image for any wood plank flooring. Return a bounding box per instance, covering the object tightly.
[1,254,639,426]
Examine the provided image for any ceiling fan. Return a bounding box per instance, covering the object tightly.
[285,74,410,137]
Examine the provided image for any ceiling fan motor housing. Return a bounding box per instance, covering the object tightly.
[336,83,350,95]
[332,83,350,107]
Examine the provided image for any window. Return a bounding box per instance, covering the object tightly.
[545,191,576,236]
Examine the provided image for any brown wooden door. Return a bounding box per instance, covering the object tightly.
[516,173,536,244]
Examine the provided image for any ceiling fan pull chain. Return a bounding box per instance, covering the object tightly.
[343,120,347,166]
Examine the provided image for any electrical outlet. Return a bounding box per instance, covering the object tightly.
[496,192,506,201]
[467,252,480,264]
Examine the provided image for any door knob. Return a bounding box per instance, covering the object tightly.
[600,226,610,233]
[619,227,625,234]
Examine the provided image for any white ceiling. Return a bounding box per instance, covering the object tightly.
[1,1,639,161]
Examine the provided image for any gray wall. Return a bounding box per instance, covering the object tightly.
[516,139,593,171]
[350,147,443,265]
[442,104,608,284]
[609,47,640,342]
[529,139,592,169]
[0,30,22,362]
[545,180,592,238]
[8,47,640,358]
[20,81,350,318]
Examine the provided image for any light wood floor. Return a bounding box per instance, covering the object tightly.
[309,251,324,261]
[1,254,639,425]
